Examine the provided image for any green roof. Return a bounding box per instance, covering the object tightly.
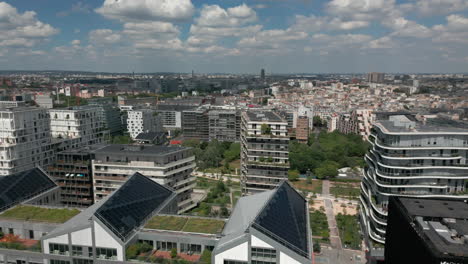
[0,205,80,223]
[145,215,225,234]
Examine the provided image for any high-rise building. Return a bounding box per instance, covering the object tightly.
[360,114,468,248]
[208,108,241,142]
[367,72,385,83]
[296,116,309,143]
[241,111,289,194]
[49,106,107,146]
[0,107,54,175]
[261,68,265,80]
[182,108,209,141]
[92,144,196,213]
[337,109,374,139]
[385,197,468,264]
[127,109,163,139]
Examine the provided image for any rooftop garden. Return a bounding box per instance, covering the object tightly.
[0,233,41,252]
[145,215,225,234]
[0,205,80,223]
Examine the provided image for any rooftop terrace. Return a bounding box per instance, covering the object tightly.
[144,215,225,234]
[0,205,80,223]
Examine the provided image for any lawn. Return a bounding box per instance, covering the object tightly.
[336,213,362,250]
[292,179,323,194]
[310,210,329,242]
[330,183,360,199]
[144,215,225,234]
[0,205,80,223]
[183,218,225,234]
[145,216,188,231]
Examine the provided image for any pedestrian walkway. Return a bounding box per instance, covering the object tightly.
[322,180,343,250]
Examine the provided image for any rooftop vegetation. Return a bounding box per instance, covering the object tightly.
[0,205,80,223]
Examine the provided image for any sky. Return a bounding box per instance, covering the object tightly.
[1,0,468,74]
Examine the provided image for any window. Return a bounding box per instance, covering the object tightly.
[156,241,176,251]
[180,243,202,254]
[96,247,117,260]
[49,243,70,255]
[72,259,93,264]
[72,245,83,256]
[29,230,34,239]
[50,260,70,264]
[223,261,247,264]
[251,247,277,263]
[8,228,13,234]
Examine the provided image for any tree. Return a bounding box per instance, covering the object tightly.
[261,123,271,135]
[314,161,339,179]
[200,249,212,264]
[170,248,178,258]
[220,207,229,217]
[288,169,300,181]
[313,116,322,127]
[223,142,240,162]
[313,243,321,253]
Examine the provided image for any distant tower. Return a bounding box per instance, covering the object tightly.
[261,68,265,80]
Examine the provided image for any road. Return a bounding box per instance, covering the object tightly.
[322,180,342,250]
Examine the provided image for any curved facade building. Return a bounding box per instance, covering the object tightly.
[360,114,468,245]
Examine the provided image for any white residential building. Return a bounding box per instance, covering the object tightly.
[49,106,106,146]
[127,109,163,139]
[0,107,54,175]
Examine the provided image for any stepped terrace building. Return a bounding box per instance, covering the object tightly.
[360,114,468,248]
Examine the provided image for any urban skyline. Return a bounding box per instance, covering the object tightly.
[1,0,468,73]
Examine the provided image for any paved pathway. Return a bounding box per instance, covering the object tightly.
[322,180,343,250]
[192,171,241,182]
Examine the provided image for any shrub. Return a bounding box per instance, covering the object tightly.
[200,249,212,264]
[171,247,178,259]
[313,243,321,253]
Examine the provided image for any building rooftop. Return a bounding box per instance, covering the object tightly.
[95,172,176,241]
[219,181,310,258]
[244,111,285,123]
[135,132,166,141]
[144,215,225,234]
[0,205,80,223]
[376,114,468,133]
[93,144,189,157]
[398,197,468,258]
[0,168,57,213]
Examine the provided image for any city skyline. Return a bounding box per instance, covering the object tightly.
[1,0,468,73]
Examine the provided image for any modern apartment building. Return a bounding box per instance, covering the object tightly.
[92,144,196,213]
[367,72,385,83]
[296,116,309,143]
[46,146,103,207]
[337,109,374,139]
[240,111,289,194]
[208,108,240,142]
[182,108,209,141]
[155,104,193,130]
[360,114,468,247]
[0,107,54,175]
[49,106,107,146]
[88,98,123,136]
[127,109,162,139]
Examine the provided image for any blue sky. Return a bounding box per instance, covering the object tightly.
[1,0,468,73]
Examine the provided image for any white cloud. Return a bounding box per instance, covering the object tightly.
[412,0,468,16]
[89,29,122,45]
[238,29,307,49]
[123,22,180,36]
[432,15,468,44]
[292,15,369,32]
[367,36,396,49]
[0,2,58,47]
[95,0,195,22]
[196,4,257,27]
[71,39,81,46]
[189,24,261,38]
[385,17,432,38]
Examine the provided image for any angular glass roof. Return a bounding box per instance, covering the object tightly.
[252,181,309,258]
[95,172,174,241]
[0,168,56,212]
